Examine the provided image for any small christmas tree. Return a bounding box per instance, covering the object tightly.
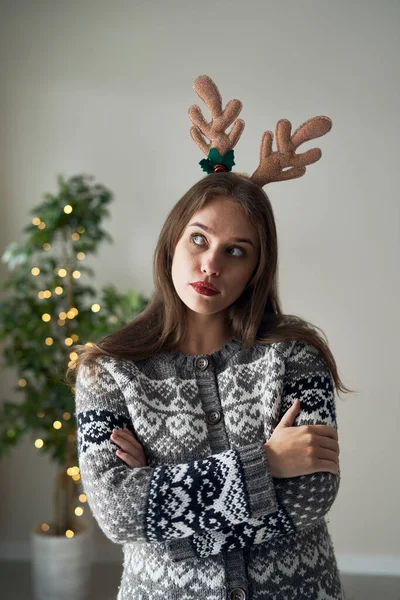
[0,174,148,536]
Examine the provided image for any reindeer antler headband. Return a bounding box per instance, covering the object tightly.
[188,74,332,187]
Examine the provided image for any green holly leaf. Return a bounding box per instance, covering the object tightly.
[199,148,236,173]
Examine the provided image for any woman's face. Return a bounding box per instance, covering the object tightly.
[171,196,260,317]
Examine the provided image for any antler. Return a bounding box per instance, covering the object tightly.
[250,116,333,187]
[188,75,245,157]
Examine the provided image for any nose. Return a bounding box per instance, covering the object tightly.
[200,251,222,276]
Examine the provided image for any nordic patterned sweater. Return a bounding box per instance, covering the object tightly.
[75,337,345,600]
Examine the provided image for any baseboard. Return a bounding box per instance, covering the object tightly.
[0,543,399,575]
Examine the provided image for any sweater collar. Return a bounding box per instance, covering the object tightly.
[157,337,243,369]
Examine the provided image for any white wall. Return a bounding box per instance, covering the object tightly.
[0,0,399,573]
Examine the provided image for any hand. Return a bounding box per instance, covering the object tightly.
[110,426,147,468]
[264,398,340,478]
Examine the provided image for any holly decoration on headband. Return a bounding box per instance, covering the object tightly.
[199,148,235,174]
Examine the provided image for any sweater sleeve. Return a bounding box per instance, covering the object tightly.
[75,357,277,545]
[166,341,341,561]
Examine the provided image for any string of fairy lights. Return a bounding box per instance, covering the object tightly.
[27,203,99,537]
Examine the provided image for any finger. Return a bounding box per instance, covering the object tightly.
[317,447,339,465]
[278,398,301,426]
[113,428,144,451]
[315,435,340,456]
[116,450,142,468]
[115,443,145,466]
[121,427,143,451]
[307,424,338,440]
[111,437,144,463]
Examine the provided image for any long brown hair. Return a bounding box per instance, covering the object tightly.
[66,172,354,398]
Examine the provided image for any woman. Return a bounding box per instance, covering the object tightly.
[69,77,352,599]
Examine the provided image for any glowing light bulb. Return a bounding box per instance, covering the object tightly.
[75,507,84,516]
[65,337,73,346]
[38,291,45,299]
[77,226,85,233]
[63,411,71,420]
[71,334,79,342]
[77,252,85,260]
[45,337,54,346]
[59,312,67,320]
[79,494,87,503]
[43,243,51,250]
[53,421,62,430]
[91,303,100,312]
[72,270,81,279]
[65,530,74,538]
[67,310,76,319]
[32,217,41,226]
[71,233,80,241]
[43,290,52,298]
[35,439,44,448]
[41,523,50,532]
[69,352,78,361]
[64,205,73,214]
[38,222,46,229]
[18,378,27,387]
[55,286,63,295]
[42,313,51,322]
[57,319,66,326]
[31,267,40,276]
[58,269,67,277]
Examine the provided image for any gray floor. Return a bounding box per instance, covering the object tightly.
[0,561,399,599]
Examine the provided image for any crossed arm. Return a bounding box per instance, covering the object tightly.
[75,342,340,562]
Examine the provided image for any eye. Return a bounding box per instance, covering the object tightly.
[190,233,246,257]
[227,246,245,257]
[190,233,206,247]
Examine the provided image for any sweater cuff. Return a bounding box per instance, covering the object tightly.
[166,537,196,562]
[167,443,277,563]
[238,442,277,519]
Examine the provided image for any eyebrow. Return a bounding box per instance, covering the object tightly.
[188,222,255,248]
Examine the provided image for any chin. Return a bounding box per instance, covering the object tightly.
[185,294,232,315]
[186,300,220,314]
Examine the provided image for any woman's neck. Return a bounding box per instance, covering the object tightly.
[177,327,233,355]
[176,335,234,356]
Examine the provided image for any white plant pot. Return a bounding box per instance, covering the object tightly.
[30,518,94,600]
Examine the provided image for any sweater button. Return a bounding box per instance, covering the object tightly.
[207,410,221,424]
[230,589,246,600]
[195,357,209,370]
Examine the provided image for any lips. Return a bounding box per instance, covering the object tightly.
[190,282,220,296]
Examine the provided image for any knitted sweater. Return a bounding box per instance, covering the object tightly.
[75,337,345,600]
